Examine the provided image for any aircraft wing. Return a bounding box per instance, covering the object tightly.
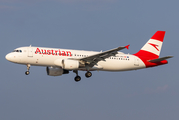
[72,45,129,67]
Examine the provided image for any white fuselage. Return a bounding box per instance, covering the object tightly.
[5,31,170,81]
[6,46,146,71]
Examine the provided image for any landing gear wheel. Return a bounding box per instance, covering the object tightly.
[85,72,92,78]
[74,76,81,82]
[25,71,30,75]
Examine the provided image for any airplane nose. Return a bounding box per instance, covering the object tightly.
[5,53,20,63]
[5,53,12,61]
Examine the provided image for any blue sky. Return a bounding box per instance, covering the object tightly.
[1,0,179,120]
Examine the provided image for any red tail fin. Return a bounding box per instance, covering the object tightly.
[134,31,165,59]
[134,31,167,67]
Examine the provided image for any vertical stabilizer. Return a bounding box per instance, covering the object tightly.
[134,31,165,59]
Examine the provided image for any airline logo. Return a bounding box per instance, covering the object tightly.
[35,48,72,56]
[141,39,163,56]
[148,43,159,51]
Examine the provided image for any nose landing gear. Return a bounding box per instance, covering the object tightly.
[25,64,30,75]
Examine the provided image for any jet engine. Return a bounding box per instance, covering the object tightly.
[46,67,69,76]
[62,59,79,70]
[54,59,80,70]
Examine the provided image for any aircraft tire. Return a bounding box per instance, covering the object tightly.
[25,71,30,75]
[85,72,92,78]
[75,76,81,82]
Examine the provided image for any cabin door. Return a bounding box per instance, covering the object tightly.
[28,47,33,57]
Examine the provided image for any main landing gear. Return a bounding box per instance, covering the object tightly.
[85,71,92,78]
[73,70,92,82]
[25,64,30,75]
[73,70,81,82]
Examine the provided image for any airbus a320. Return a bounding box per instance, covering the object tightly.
[5,31,173,82]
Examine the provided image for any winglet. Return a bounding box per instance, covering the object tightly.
[125,45,130,49]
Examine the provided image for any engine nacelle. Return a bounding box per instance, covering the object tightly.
[46,67,69,76]
[63,59,79,70]
[54,59,79,70]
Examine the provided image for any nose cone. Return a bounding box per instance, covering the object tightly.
[5,53,11,61]
[5,53,15,62]
[5,53,21,63]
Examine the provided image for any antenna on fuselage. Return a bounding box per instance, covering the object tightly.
[29,45,32,47]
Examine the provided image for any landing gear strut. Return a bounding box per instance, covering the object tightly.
[85,71,92,78]
[73,70,81,82]
[25,64,30,75]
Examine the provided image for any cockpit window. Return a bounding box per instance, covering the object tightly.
[12,50,22,53]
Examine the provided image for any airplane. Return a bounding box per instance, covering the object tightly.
[5,31,173,82]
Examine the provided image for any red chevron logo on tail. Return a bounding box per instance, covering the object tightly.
[148,43,159,51]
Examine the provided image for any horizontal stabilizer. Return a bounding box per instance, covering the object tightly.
[148,56,173,63]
